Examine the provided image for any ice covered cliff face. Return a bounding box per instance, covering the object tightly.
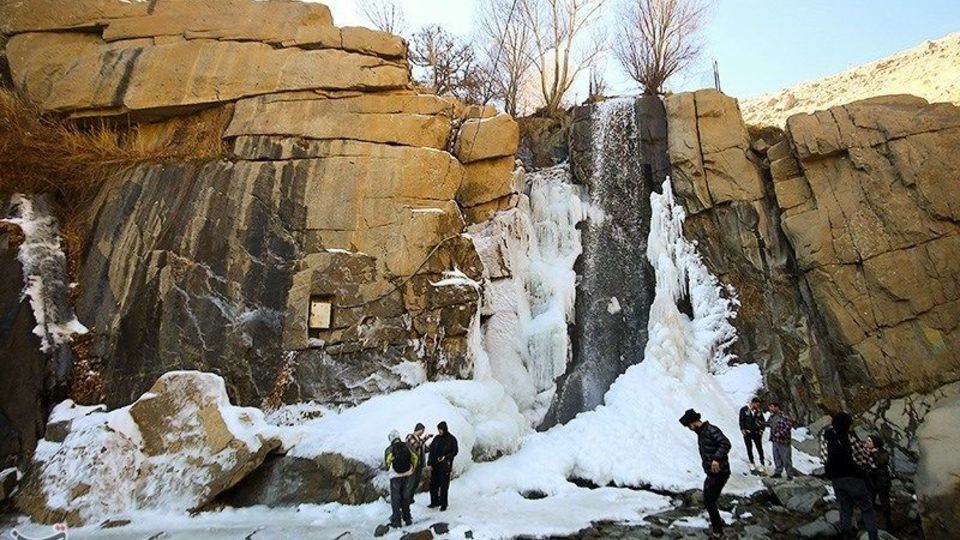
[469,166,588,426]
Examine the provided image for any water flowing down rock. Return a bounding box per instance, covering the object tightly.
[543,96,667,427]
[916,395,960,538]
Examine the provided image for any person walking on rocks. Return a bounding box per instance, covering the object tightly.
[821,412,879,540]
[865,435,893,530]
[427,421,458,511]
[767,401,795,479]
[739,397,767,474]
[404,423,433,504]
[680,408,731,540]
[384,430,418,527]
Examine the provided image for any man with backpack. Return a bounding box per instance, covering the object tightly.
[767,401,795,479]
[822,413,879,540]
[384,430,418,528]
[739,397,767,474]
[680,408,732,540]
[427,421,458,511]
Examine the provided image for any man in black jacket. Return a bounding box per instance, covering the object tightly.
[427,421,458,511]
[739,397,766,474]
[680,408,731,539]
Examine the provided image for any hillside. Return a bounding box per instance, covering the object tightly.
[741,32,960,126]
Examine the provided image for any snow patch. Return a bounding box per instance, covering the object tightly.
[2,194,88,352]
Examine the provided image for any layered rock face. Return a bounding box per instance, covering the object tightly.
[1,0,521,408]
[666,89,960,418]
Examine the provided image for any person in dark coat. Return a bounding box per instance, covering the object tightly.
[427,421,458,511]
[865,435,892,530]
[739,397,766,473]
[404,423,433,504]
[680,408,731,540]
[821,412,879,540]
[767,401,795,479]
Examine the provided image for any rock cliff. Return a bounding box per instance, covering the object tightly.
[667,89,960,420]
[1,0,521,415]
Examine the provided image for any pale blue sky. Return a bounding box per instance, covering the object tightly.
[321,0,958,101]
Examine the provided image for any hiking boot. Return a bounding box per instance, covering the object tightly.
[404,518,413,526]
[440,506,448,511]
[771,472,782,478]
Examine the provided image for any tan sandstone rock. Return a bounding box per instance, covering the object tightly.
[665,90,765,212]
[0,0,150,34]
[780,96,960,404]
[454,113,520,163]
[226,92,453,149]
[100,0,334,45]
[6,32,409,117]
[457,156,520,208]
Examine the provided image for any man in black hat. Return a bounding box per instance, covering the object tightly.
[427,421,458,511]
[680,408,732,539]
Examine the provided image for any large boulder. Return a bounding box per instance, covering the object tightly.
[916,395,960,538]
[16,372,279,526]
[218,453,380,507]
[454,114,520,163]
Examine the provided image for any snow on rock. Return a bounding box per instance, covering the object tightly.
[467,165,587,425]
[286,379,527,482]
[1,194,88,352]
[17,371,280,526]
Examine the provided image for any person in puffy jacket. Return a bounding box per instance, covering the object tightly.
[384,430,418,527]
[821,412,878,540]
[680,408,731,540]
[427,421,458,511]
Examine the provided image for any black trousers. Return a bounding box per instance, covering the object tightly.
[703,472,730,534]
[429,465,452,508]
[833,477,878,540]
[389,476,412,526]
[873,486,892,530]
[743,432,764,464]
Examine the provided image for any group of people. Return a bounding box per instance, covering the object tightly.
[383,421,459,528]
[680,401,893,540]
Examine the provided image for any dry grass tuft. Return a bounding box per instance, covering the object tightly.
[0,88,228,223]
[261,353,297,412]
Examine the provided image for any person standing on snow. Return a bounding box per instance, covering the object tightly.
[427,421,458,511]
[767,401,795,479]
[680,408,731,540]
[739,397,767,474]
[821,412,879,540]
[384,430,418,528]
[404,423,433,504]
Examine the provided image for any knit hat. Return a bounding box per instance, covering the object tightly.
[678,408,701,426]
[388,429,400,442]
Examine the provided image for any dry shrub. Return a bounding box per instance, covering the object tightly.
[68,332,105,405]
[261,353,297,412]
[0,88,228,225]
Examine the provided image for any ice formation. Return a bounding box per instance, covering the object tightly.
[2,194,88,352]
[468,165,588,425]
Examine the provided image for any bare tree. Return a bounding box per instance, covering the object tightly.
[358,0,407,35]
[475,0,535,116]
[410,25,492,104]
[613,0,710,95]
[587,64,608,102]
[519,0,607,116]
